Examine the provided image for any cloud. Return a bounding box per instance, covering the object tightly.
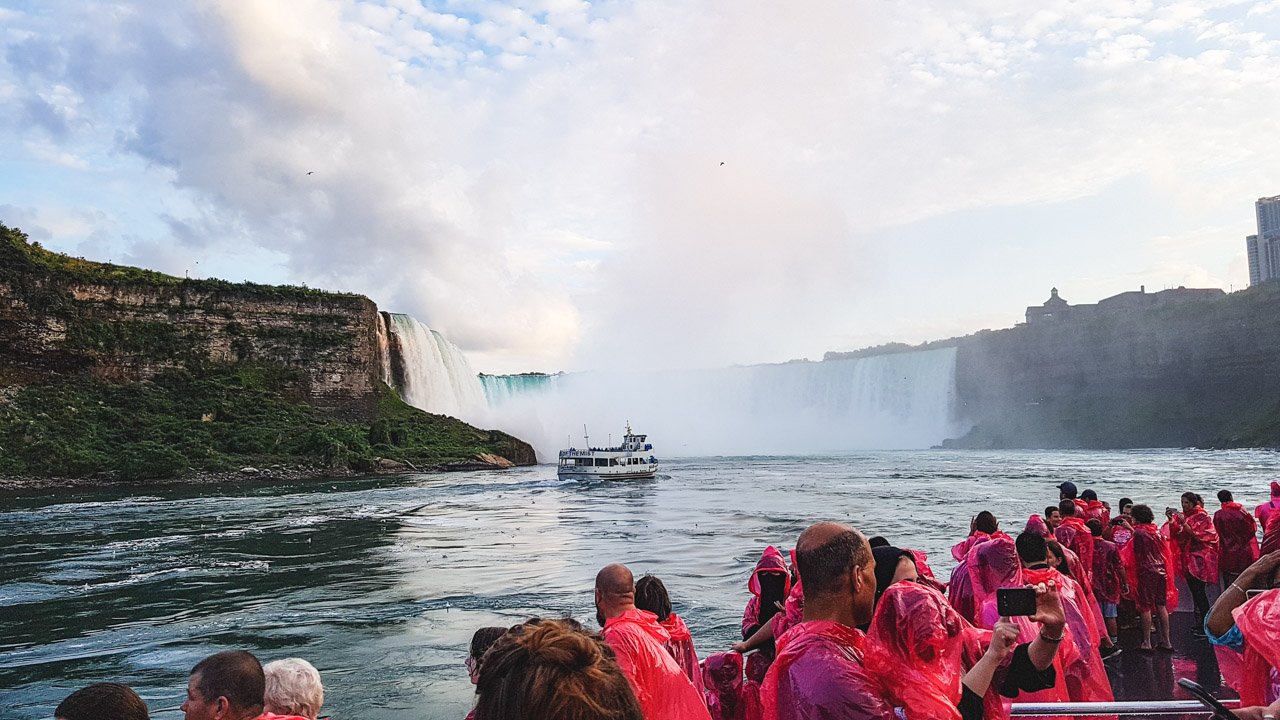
[2,0,1280,373]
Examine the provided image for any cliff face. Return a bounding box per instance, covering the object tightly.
[946,283,1280,448]
[0,281,383,421]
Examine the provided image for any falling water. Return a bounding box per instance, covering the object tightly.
[380,313,487,420]
[478,348,964,459]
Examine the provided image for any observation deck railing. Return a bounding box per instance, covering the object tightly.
[1010,701,1239,716]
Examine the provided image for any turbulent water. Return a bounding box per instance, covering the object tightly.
[3,449,1278,719]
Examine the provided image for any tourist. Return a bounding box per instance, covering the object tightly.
[1215,490,1261,587]
[864,581,1061,720]
[1088,519,1126,659]
[1080,489,1109,526]
[594,564,710,720]
[635,574,704,692]
[1057,482,1088,514]
[948,517,1004,624]
[1205,550,1280,709]
[1104,514,1133,547]
[740,546,791,649]
[473,618,645,720]
[262,658,324,720]
[1118,498,1134,518]
[180,650,265,720]
[1016,532,1113,704]
[1255,481,1280,528]
[760,522,891,720]
[1024,514,1051,538]
[1054,499,1094,589]
[701,652,743,720]
[467,627,509,685]
[1167,492,1220,634]
[1044,507,1063,532]
[1121,505,1177,652]
[873,545,919,604]
[55,682,149,720]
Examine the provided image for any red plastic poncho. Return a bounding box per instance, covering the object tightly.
[1054,517,1094,589]
[603,609,712,720]
[762,620,891,720]
[743,546,792,639]
[662,613,706,694]
[1263,511,1280,556]
[1254,482,1280,528]
[703,652,743,720]
[262,714,312,720]
[1025,515,1051,539]
[1083,501,1110,528]
[948,532,1003,624]
[741,651,770,720]
[907,549,947,594]
[1214,502,1260,576]
[1121,524,1178,611]
[966,535,1023,628]
[1169,507,1220,583]
[864,583,1003,720]
[1232,588,1280,707]
[770,580,805,640]
[1022,566,1113,705]
[1090,537,1124,605]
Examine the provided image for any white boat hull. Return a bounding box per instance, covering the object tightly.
[557,467,659,480]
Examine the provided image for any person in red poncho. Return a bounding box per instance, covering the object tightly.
[595,564,711,720]
[1216,490,1261,587]
[1079,489,1110,528]
[1016,532,1113,704]
[263,657,325,720]
[1255,481,1280,529]
[636,574,705,694]
[760,522,891,720]
[1087,519,1127,658]
[1205,550,1280,715]
[1167,492,1220,635]
[1122,504,1177,652]
[863,581,1063,720]
[741,546,792,653]
[702,652,743,720]
[1053,499,1094,591]
[949,512,1008,624]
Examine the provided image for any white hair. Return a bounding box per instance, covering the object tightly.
[262,658,324,720]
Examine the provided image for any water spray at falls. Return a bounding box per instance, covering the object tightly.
[378,311,963,458]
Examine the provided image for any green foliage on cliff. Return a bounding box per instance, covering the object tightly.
[0,223,363,302]
[0,367,522,480]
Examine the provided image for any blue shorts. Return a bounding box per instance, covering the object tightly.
[1100,601,1118,618]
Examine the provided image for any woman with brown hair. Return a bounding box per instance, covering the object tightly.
[474,618,645,720]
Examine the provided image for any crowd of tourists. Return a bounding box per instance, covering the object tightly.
[53,481,1280,720]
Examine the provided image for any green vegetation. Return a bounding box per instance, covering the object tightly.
[0,223,364,303]
[0,367,521,480]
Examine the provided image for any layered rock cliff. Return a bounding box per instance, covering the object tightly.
[0,224,535,479]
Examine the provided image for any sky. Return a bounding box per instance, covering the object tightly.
[2,0,1279,374]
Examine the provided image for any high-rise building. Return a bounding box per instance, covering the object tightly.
[1246,196,1280,285]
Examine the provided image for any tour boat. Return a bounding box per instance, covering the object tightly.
[557,425,659,480]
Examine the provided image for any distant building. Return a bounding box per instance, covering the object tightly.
[1246,196,1280,285]
[1025,285,1224,325]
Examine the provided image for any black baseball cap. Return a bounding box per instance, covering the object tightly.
[1057,481,1078,497]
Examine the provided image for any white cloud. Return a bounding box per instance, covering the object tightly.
[2,0,1280,372]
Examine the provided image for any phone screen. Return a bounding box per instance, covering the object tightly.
[996,587,1037,617]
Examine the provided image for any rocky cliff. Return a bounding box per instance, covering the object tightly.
[943,283,1280,448]
[0,224,535,479]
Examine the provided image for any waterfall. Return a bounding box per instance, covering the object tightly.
[379,312,487,420]
[478,347,964,459]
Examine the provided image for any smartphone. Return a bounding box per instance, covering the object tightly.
[996,587,1038,617]
[1176,678,1239,720]
[1166,507,1177,516]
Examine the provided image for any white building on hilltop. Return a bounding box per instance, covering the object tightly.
[1247,195,1280,285]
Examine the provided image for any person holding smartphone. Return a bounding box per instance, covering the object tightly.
[1205,550,1280,710]
[1167,492,1221,636]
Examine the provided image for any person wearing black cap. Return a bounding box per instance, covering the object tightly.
[1058,482,1088,515]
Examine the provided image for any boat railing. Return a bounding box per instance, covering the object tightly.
[1010,700,1239,716]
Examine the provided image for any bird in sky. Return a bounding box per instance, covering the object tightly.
[307,171,314,175]
[720,162,724,166]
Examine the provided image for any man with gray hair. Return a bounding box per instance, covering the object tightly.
[262,658,324,720]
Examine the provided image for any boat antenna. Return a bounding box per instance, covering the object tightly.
[608,433,612,447]
[584,424,589,448]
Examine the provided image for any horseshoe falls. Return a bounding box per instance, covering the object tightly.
[477,348,963,459]
[375,314,962,458]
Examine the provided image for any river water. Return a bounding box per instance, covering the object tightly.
[3,449,1278,719]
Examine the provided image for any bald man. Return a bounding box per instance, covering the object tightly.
[761,522,892,720]
[595,564,710,720]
